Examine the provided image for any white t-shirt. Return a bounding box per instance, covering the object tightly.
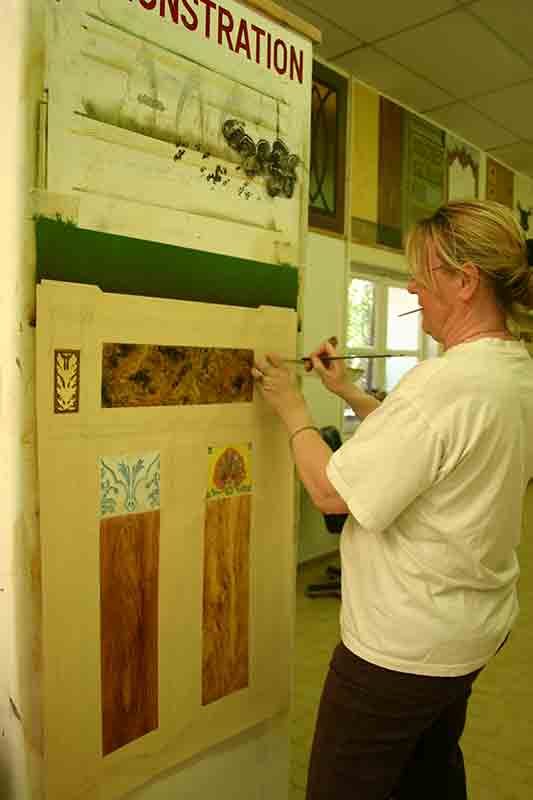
[327,338,533,677]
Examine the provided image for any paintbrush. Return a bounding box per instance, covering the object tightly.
[282,335,414,372]
[283,353,414,372]
[398,307,423,317]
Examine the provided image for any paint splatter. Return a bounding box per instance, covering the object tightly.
[206,165,227,186]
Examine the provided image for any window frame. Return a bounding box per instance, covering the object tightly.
[343,266,432,432]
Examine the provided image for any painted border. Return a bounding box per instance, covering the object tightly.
[36,218,298,310]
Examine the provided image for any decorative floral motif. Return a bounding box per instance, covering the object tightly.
[54,350,80,413]
[99,452,161,518]
[207,443,252,500]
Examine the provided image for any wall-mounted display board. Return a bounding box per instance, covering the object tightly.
[514,172,533,234]
[486,157,514,209]
[445,133,480,202]
[36,280,296,800]
[377,97,404,249]
[402,114,446,238]
[41,0,313,276]
[308,60,348,236]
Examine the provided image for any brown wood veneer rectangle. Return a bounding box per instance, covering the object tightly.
[101,344,254,408]
[100,510,159,755]
[378,97,404,249]
[202,495,250,705]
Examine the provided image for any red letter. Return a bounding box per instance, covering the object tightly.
[250,24,265,65]
[290,45,303,84]
[160,0,180,23]
[139,0,157,9]
[198,0,216,38]
[274,39,287,75]
[181,0,199,30]
[266,33,272,70]
[235,19,251,60]
[218,6,234,50]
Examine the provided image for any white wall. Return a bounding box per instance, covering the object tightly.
[298,232,347,564]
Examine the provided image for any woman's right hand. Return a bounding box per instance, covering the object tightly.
[309,339,353,397]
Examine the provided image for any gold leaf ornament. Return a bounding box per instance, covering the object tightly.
[54,350,80,413]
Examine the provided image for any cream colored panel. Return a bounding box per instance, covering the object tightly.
[43,0,312,267]
[351,83,379,225]
[36,280,296,800]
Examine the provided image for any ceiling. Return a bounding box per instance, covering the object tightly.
[275,0,533,179]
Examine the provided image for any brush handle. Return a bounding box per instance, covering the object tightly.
[284,354,413,366]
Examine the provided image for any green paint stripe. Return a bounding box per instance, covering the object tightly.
[35,218,298,309]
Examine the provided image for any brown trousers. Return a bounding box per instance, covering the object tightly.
[306,641,494,800]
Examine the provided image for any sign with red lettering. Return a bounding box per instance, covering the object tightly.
[128,0,304,82]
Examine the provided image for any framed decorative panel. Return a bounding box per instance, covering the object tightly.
[309,60,347,236]
[377,97,404,249]
[515,173,533,234]
[487,157,514,209]
[403,113,446,235]
[36,280,296,800]
[350,82,379,248]
[446,134,480,202]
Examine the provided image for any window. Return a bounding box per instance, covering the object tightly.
[344,269,430,434]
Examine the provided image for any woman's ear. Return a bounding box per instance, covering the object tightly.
[458,262,480,300]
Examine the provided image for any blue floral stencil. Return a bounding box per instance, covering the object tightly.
[99,452,161,518]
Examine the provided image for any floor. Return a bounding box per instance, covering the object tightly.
[290,543,533,800]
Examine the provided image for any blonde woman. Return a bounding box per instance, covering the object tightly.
[252,200,533,800]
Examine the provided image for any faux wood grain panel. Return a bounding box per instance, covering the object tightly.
[102,344,254,407]
[486,157,514,209]
[202,495,250,705]
[100,510,159,755]
[378,97,404,249]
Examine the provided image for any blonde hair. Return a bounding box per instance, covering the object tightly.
[405,200,531,314]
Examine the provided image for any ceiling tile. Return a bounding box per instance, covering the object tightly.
[295,0,458,42]
[486,142,533,179]
[272,0,362,59]
[334,47,453,111]
[378,9,533,98]
[425,102,519,150]
[469,0,533,66]
[469,81,533,141]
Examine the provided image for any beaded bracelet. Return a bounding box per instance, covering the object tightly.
[289,425,319,446]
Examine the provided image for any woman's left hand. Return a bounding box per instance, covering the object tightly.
[252,353,306,420]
